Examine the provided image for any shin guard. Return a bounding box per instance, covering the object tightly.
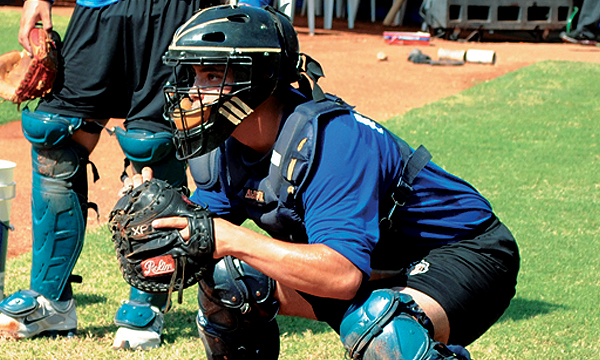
[116,128,186,313]
[29,143,90,301]
[197,256,280,360]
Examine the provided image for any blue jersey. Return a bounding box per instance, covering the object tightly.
[189,98,493,276]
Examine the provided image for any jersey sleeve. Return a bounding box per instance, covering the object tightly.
[190,183,248,225]
[301,113,391,276]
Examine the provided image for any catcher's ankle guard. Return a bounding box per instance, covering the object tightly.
[114,301,161,330]
[114,287,170,327]
[340,289,470,360]
[196,256,280,360]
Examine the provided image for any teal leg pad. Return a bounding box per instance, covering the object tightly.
[30,172,85,301]
[341,289,432,360]
[114,301,158,329]
[29,144,89,301]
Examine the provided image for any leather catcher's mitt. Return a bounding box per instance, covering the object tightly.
[0,27,60,104]
[109,178,215,298]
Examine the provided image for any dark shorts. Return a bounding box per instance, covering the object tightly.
[37,0,205,131]
[302,216,520,346]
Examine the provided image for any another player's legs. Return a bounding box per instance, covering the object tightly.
[560,0,600,44]
[112,127,187,350]
[0,110,100,339]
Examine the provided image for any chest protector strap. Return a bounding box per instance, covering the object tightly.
[271,95,352,214]
[380,132,432,229]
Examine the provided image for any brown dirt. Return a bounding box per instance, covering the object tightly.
[1,6,600,260]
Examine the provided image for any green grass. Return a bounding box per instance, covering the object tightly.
[0,9,70,124]
[1,7,599,357]
[385,60,600,359]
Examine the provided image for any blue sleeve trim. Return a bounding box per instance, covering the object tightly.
[76,0,121,8]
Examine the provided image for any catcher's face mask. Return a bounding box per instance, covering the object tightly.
[162,4,302,160]
[164,59,256,160]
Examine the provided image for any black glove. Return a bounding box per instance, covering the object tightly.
[109,178,215,299]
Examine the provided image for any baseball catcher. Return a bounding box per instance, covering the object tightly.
[109,178,215,304]
[0,26,60,104]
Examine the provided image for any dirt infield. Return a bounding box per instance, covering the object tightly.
[1,7,599,260]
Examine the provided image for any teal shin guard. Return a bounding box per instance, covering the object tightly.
[114,288,168,330]
[117,129,187,312]
[30,144,89,302]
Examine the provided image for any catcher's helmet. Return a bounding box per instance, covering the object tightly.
[163,5,302,159]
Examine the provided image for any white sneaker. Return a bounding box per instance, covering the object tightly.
[112,305,164,351]
[0,290,77,339]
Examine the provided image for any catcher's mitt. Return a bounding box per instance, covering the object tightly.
[0,27,60,104]
[109,178,215,301]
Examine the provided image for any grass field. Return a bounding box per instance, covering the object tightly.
[1,8,599,360]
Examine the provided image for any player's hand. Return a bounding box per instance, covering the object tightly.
[122,167,191,240]
[19,0,53,54]
[152,216,191,240]
[118,167,153,197]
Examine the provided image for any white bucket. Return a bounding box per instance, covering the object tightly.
[465,49,496,65]
[0,160,16,186]
[0,184,15,223]
[438,48,466,62]
[0,160,17,223]
[0,160,15,300]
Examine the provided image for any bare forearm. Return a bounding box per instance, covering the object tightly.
[214,219,362,300]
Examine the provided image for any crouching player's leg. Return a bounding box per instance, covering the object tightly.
[340,289,470,359]
[340,218,519,359]
[112,126,187,350]
[196,256,280,360]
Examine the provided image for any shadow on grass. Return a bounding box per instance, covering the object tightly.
[497,297,565,323]
[74,293,108,307]
[73,294,559,341]
[159,309,334,344]
[277,315,332,335]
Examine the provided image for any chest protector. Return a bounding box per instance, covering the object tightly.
[191,95,430,244]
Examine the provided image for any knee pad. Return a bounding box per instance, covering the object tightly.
[340,289,469,360]
[21,108,82,149]
[197,256,280,360]
[29,143,90,301]
[114,127,187,187]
